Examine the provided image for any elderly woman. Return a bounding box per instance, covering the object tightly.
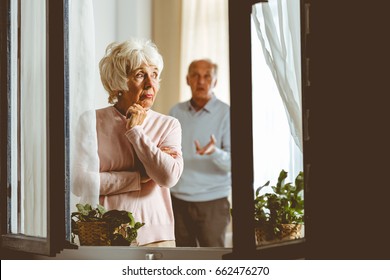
[79,39,183,247]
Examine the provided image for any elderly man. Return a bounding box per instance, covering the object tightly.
[169,59,231,247]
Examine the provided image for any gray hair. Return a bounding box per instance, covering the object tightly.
[188,59,218,76]
[99,38,164,104]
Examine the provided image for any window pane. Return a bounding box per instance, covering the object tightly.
[251,0,304,246]
[11,0,47,237]
[9,0,18,235]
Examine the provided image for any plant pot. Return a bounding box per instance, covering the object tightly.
[77,221,111,246]
[255,223,303,246]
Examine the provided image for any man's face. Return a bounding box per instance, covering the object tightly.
[187,60,217,102]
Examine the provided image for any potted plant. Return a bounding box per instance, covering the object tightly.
[71,203,145,246]
[254,169,304,246]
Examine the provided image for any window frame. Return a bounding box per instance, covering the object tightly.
[223,0,307,259]
[0,0,66,256]
[0,0,307,259]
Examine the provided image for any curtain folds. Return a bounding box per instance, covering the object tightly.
[69,0,100,208]
[251,0,302,151]
[251,0,303,189]
[20,0,47,237]
[180,0,230,104]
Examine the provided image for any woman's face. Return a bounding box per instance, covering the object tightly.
[123,64,160,110]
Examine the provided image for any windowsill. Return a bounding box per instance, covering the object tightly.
[34,246,233,260]
[255,238,306,259]
[31,239,305,260]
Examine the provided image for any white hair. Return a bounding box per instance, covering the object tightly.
[99,38,164,104]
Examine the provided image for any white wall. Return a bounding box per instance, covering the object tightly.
[117,0,152,40]
[93,0,152,109]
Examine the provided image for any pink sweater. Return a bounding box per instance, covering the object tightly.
[96,106,183,245]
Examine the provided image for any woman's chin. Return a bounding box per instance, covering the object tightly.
[140,99,154,109]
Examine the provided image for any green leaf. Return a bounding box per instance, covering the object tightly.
[96,204,107,216]
[76,203,85,212]
[84,204,92,211]
[253,170,304,240]
[111,234,130,246]
[72,204,145,246]
[255,181,270,197]
[134,222,145,230]
[275,170,288,192]
[127,212,135,227]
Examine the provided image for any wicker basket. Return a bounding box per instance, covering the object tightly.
[255,224,303,246]
[77,221,111,246]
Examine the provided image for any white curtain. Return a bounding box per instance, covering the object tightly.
[180,0,230,104]
[12,0,97,236]
[10,0,19,235]
[20,0,47,237]
[69,0,100,209]
[252,0,302,151]
[251,0,303,189]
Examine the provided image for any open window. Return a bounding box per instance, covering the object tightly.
[225,0,307,259]
[0,0,66,256]
[1,0,307,259]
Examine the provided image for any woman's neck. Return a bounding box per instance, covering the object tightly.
[114,102,127,116]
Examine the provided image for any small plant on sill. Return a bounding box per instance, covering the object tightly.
[254,170,304,244]
[71,203,145,246]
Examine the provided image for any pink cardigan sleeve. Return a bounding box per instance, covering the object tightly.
[125,118,184,188]
[99,171,141,195]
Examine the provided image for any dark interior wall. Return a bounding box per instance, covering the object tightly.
[304,1,390,259]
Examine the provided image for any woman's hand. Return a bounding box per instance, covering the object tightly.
[125,103,147,130]
[160,146,179,158]
[140,174,152,183]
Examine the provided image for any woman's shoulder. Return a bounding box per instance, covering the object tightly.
[95,106,122,120]
[148,110,180,126]
[148,109,176,121]
[96,106,114,115]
